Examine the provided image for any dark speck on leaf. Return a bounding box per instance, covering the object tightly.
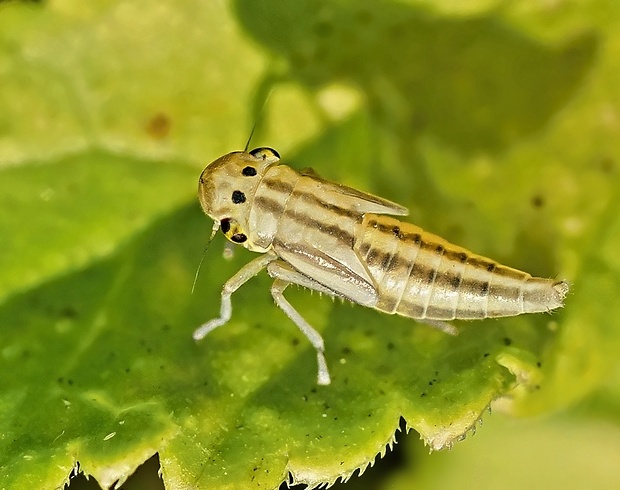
[531,194,545,208]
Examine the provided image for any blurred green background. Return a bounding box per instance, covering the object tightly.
[1,0,619,489]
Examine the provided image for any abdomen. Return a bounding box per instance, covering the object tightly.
[354,215,568,320]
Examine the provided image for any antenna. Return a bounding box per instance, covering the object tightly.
[244,87,273,152]
[191,220,220,294]
[243,120,258,153]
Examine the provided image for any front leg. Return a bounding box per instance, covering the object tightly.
[193,253,277,341]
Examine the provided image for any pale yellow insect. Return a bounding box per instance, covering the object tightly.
[194,147,569,385]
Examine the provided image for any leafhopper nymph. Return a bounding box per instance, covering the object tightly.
[194,147,569,385]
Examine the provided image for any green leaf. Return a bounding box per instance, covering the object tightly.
[1,0,619,489]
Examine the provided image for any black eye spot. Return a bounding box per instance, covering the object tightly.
[231,190,246,204]
[220,218,231,233]
[242,166,257,176]
[231,233,247,243]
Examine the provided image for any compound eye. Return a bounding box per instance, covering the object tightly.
[230,233,247,243]
[219,218,248,245]
[220,218,231,234]
[249,147,280,162]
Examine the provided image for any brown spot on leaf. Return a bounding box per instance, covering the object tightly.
[145,112,171,139]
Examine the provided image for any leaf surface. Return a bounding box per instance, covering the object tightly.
[1,1,618,489]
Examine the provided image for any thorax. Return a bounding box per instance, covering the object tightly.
[248,165,301,250]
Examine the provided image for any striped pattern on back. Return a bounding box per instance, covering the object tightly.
[354,215,565,320]
[251,166,378,306]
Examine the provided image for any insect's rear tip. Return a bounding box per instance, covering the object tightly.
[552,280,570,301]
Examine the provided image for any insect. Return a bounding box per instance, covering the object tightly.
[193,147,569,385]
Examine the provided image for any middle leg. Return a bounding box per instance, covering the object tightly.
[268,262,338,385]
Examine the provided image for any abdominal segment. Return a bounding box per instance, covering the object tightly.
[355,215,568,321]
